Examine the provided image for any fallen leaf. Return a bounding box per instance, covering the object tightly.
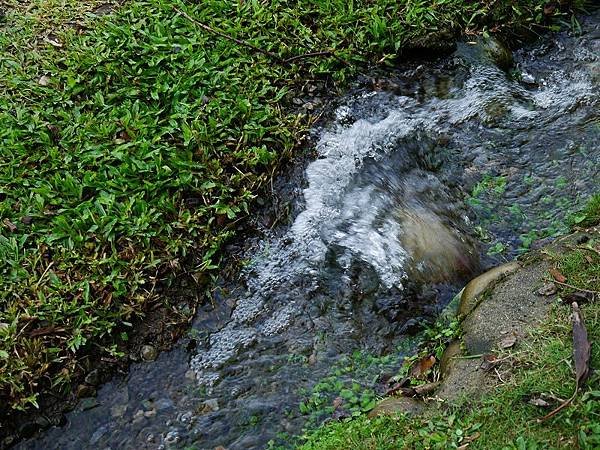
[28,326,65,337]
[332,397,343,409]
[572,302,591,388]
[563,291,594,305]
[549,268,567,283]
[481,354,499,371]
[409,355,436,379]
[3,218,17,232]
[528,397,550,407]
[500,334,517,349]
[44,35,63,48]
[413,381,441,397]
[385,383,415,397]
[463,432,481,444]
[539,301,591,422]
[38,75,51,86]
[20,216,33,225]
[537,282,557,296]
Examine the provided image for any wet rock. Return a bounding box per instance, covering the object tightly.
[458,261,520,318]
[481,37,514,71]
[164,430,180,446]
[368,396,424,418]
[398,207,479,283]
[199,399,219,414]
[141,345,157,361]
[521,71,537,85]
[132,409,145,425]
[155,397,174,411]
[76,384,96,399]
[399,318,422,335]
[18,421,42,438]
[439,340,462,378]
[178,411,194,424]
[404,30,456,54]
[78,397,99,411]
[110,403,128,418]
[89,425,108,445]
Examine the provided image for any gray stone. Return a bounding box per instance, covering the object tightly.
[482,37,514,71]
[439,340,462,378]
[458,261,520,318]
[141,345,157,361]
[155,397,174,411]
[90,425,108,445]
[110,403,127,418]
[368,397,424,418]
[79,397,99,411]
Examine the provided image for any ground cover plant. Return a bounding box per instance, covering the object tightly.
[0,0,586,424]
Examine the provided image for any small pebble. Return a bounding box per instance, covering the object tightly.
[141,345,157,361]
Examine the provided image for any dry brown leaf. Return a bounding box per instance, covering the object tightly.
[3,218,17,232]
[549,268,567,283]
[539,301,591,422]
[38,75,51,86]
[500,334,517,349]
[409,355,436,379]
[463,432,481,444]
[528,397,550,408]
[572,302,591,388]
[537,282,557,296]
[413,381,441,397]
[332,396,343,409]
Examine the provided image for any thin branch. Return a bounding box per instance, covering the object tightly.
[576,245,600,258]
[553,280,599,295]
[283,51,333,63]
[174,7,281,60]
[175,7,349,67]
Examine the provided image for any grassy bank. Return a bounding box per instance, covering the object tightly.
[0,0,583,416]
[299,201,600,449]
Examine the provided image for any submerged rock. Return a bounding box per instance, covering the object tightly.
[397,207,479,283]
[481,37,514,71]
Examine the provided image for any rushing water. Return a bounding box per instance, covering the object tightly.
[19,10,599,450]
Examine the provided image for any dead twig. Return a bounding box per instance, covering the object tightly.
[553,280,599,295]
[283,51,333,64]
[576,245,600,258]
[174,7,281,60]
[538,302,591,422]
[175,7,350,67]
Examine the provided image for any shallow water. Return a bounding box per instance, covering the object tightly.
[20,10,599,450]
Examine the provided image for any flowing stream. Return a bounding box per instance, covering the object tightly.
[20,10,599,450]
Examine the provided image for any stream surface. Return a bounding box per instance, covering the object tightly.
[20,10,600,450]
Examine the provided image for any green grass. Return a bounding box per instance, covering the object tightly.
[299,229,600,449]
[0,0,585,414]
